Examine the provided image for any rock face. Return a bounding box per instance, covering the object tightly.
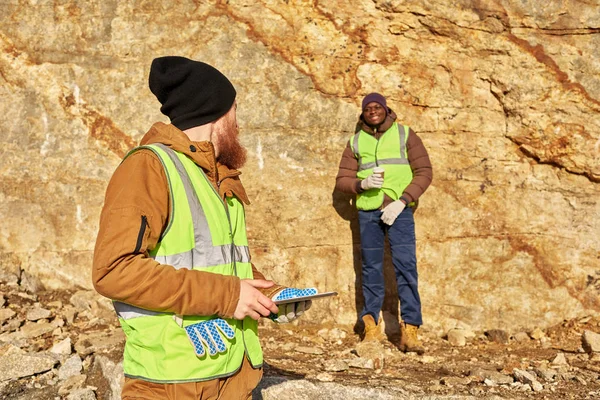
[0,1,598,331]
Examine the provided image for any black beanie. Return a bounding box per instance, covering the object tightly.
[149,56,237,131]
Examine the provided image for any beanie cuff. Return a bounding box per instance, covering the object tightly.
[171,98,235,130]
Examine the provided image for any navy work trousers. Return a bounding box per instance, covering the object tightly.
[358,207,422,326]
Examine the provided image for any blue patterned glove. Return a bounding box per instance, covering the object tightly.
[184,319,236,357]
[270,287,317,323]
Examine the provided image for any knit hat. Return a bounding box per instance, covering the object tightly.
[361,92,387,112]
[149,56,237,131]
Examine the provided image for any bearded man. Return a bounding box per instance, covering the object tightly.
[93,56,312,399]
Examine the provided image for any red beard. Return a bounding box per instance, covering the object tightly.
[215,117,247,170]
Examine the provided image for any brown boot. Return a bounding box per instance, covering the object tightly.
[362,314,385,342]
[399,322,425,354]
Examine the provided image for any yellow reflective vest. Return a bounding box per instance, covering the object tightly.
[112,143,262,383]
[350,123,414,210]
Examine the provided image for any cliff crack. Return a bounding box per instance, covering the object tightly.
[515,27,600,36]
[483,72,599,184]
[425,233,576,242]
[58,91,135,159]
[281,243,345,250]
[507,136,600,183]
[505,33,600,111]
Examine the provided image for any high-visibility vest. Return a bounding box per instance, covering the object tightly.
[350,123,414,210]
[112,143,262,383]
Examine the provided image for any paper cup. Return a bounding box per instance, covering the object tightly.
[373,166,385,179]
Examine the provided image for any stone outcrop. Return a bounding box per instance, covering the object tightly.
[0,1,598,331]
[2,282,600,399]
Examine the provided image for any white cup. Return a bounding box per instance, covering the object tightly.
[373,166,385,179]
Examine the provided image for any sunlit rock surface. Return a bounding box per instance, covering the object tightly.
[1,1,598,331]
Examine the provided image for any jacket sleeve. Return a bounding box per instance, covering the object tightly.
[92,149,241,318]
[334,141,364,194]
[402,129,433,203]
[251,263,267,281]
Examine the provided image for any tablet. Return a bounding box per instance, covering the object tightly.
[273,291,338,305]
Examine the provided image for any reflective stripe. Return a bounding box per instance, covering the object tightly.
[114,302,165,320]
[352,134,361,163]
[154,245,250,269]
[156,143,210,260]
[399,125,407,163]
[154,144,249,268]
[379,158,410,165]
[358,161,376,171]
[358,158,410,171]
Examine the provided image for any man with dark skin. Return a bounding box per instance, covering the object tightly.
[335,93,433,354]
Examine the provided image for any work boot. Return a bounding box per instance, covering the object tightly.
[399,322,425,354]
[362,314,385,342]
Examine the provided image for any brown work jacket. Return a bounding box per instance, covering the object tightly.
[92,122,267,318]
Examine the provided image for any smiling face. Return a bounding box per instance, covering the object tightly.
[362,102,387,126]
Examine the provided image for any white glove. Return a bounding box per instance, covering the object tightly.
[270,288,316,324]
[272,301,312,323]
[360,173,384,190]
[380,200,406,225]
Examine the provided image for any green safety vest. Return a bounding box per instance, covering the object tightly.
[112,143,262,383]
[350,123,414,210]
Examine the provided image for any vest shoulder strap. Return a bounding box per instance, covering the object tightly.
[350,134,360,160]
[398,123,410,138]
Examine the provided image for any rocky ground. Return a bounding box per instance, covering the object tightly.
[1,275,600,400]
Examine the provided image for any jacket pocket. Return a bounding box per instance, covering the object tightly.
[134,215,148,253]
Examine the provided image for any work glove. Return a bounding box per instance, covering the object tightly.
[381,200,406,225]
[269,287,317,324]
[183,318,236,357]
[360,173,384,190]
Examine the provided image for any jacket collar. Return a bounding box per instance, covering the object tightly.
[140,122,250,204]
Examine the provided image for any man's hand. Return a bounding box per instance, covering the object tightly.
[234,279,279,321]
[360,173,384,190]
[381,200,406,225]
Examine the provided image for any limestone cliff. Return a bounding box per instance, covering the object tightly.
[1,0,598,332]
